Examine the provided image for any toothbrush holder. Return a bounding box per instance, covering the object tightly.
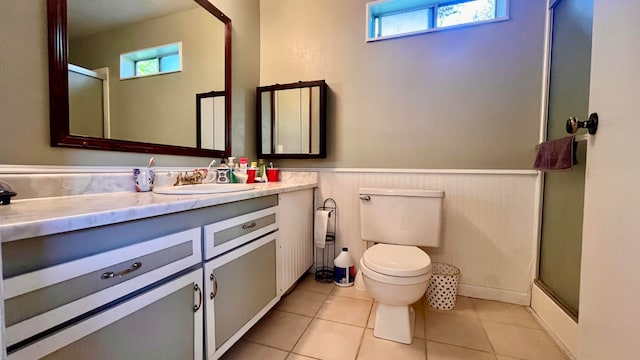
[134,168,155,192]
[266,168,280,182]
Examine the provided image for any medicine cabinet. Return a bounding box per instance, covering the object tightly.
[256,80,327,159]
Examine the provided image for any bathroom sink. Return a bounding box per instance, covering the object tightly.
[153,183,255,195]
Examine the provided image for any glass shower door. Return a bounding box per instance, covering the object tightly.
[537,0,594,320]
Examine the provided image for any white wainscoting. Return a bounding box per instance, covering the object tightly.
[314,170,538,305]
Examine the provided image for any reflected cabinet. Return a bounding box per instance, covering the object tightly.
[257,80,327,159]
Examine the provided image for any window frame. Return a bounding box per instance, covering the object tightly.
[366,0,509,42]
[120,42,183,80]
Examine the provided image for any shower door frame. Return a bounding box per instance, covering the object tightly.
[533,0,594,323]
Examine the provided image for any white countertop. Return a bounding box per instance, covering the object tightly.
[0,181,316,243]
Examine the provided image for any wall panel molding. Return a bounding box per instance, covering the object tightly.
[316,171,538,304]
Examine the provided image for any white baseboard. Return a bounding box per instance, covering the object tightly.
[457,284,530,305]
[530,283,579,359]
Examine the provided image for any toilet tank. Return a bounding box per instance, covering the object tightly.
[359,188,444,247]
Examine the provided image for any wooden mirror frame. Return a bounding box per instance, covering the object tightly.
[256,80,327,159]
[47,0,232,157]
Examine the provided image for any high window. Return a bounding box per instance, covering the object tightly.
[120,42,182,79]
[367,0,509,41]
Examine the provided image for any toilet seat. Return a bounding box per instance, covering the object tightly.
[360,258,431,285]
[363,244,431,277]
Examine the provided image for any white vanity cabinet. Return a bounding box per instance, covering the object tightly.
[2,224,203,359]
[277,189,314,295]
[202,196,280,359]
[1,184,317,359]
[202,190,314,359]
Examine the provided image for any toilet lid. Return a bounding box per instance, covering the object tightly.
[363,244,431,277]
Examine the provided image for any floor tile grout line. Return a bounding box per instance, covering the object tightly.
[234,281,568,360]
[315,298,373,328]
[240,338,292,354]
[478,317,545,330]
[425,338,499,355]
[423,300,429,360]
[353,319,368,360]
[288,351,324,360]
[469,297,499,356]
[272,307,316,319]
[314,294,369,360]
[470,297,543,330]
[285,311,316,359]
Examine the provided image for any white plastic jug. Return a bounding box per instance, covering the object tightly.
[334,247,355,287]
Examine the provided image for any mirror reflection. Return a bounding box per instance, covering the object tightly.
[67,0,224,149]
[257,80,327,159]
[196,91,226,150]
[47,0,231,157]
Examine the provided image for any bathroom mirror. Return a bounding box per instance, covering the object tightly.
[257,80,327,159]
[47,0,231,157]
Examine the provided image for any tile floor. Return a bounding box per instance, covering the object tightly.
[221,274,569,360]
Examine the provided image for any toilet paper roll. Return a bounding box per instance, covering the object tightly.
[314,210,331,248]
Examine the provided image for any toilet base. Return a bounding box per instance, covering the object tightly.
[373,303,415,344]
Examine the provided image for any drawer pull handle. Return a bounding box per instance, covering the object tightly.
[210,273,218,299]
[242,222,257,230]
[101,262,142,279]
[194,283,203,312]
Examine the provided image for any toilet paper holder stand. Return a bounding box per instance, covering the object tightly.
[315,198,337,282]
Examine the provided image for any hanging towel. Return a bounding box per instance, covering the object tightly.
[533,135,576,171]
[314,210,331,248]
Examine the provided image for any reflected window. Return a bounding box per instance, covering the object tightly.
[120,42,182,79]
[367,0,508,42]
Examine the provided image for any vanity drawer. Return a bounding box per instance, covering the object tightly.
[8,269,203,360]
[204,206,278,260]
[3,227,202,348]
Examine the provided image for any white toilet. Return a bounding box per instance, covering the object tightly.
[358,188,444,344]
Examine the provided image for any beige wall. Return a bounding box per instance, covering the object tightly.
[1,0,544,168]
[260,0,546,169]
[0,0,259,167]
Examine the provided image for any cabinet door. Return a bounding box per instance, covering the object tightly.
[204,234,279,359]
[8,269,204,360]
[277,189,314,294]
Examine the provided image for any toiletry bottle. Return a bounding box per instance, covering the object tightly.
[334,247,355,287]
[216,158,230,183]
[239,157,248,174]
[234,164,241,183]
[227,157,236,183]
[257,159,266,181]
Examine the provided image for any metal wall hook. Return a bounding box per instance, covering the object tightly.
[566,112,598,135]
